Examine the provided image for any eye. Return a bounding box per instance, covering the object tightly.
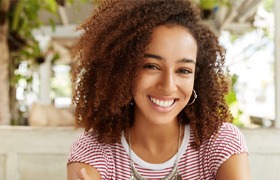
[177,68,192,75]
[143,63,160,70]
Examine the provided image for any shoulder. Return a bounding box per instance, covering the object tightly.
[219,122,243,135]
[201,123,249,176]
[67,131,116,179]
[214,124,251,179]
[69,131,100,154]
[214,122,248,152]
[68,131,114,166]
[207,122,248,154]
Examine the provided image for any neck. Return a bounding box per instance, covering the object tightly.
[128,119,182,163]
[131,118,180,147]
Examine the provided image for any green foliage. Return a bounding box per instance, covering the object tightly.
[51,52,60,63]
[6,0,61,125]
[10,0,59,38]
[8,0,62,85]
[225,74,238,104]
[199,0,230,10]
[225,88,237,105]
[8,0,60,71]
[48,18,56,32]
[225,74,244,127]
[5,0,95,125]
[23,40,41,58]
[263,0,274,12]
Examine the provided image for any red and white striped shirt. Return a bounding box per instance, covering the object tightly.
[68,122,248,179]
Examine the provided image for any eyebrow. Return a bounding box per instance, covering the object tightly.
[144,53,196,64]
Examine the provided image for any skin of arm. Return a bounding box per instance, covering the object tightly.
[216,153,251,180]
[67,162,102,180]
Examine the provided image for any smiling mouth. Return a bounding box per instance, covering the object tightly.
[149,97,176,108]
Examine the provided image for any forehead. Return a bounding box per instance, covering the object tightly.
[145,25,197,61]
[150,25,196,43]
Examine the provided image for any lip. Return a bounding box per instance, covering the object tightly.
[148,95,177,113]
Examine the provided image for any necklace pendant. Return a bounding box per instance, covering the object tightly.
[175,174,182,180]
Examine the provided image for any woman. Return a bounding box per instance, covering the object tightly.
[67,0,251,179]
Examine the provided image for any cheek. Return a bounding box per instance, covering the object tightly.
[132,75,146,97]
[180,80,195,98]
[184,90,193,101]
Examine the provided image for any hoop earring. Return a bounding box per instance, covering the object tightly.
[187,90,197,105]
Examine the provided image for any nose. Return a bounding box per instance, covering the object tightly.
[156,70,177,93]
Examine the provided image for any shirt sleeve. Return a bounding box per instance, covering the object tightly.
[208,123,249,176]
[67,132,114,179]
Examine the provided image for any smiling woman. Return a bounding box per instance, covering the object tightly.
[67,0,251,180]
[133,26,197,126]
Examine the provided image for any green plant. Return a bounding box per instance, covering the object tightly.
[199,0,230,10]
[7,0,60,125]
[225,74,244,127]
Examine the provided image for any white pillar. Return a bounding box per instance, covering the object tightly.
[275,0,280,128]
[6,152,19,180]
[39,55,52,105]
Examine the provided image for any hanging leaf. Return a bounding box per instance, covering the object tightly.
[44,0,58,13]
[11,0,25,31]
[49,18,56,32]
[51,53,60,63]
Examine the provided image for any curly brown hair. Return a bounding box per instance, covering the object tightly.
[72,0,232,148]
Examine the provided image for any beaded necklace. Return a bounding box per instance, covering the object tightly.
[128,123,182,180]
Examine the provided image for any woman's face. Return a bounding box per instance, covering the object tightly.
[133,25,198,125]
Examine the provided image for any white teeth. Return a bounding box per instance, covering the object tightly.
[150,97,174,107]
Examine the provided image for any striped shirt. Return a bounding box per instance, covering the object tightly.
[68,122,248,179]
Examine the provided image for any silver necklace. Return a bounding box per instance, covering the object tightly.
[128,123,182,180]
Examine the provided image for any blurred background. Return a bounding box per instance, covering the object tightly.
[0,0,279,179]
